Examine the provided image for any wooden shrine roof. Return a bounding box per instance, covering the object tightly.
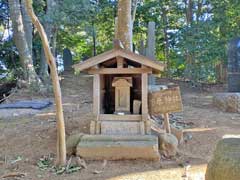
[73,47,165,74]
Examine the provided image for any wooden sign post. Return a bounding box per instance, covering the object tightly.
[149,87,183,133]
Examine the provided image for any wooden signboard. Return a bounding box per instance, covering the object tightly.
[148,87,183,115]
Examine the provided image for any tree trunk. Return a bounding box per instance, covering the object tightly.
[196,0,203,23]
[21,0,32,57]
[161,6,170,75]
[92,21,97,56]
[8,0,42,87]
[115,0,132,51]
[131,0,138,24]
[184,0,194,81]
[39,0,56,82]
[186,0,193,25]
[25,0,66,166]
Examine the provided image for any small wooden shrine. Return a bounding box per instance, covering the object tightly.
[72,42,165,160]
[73,43,164,136]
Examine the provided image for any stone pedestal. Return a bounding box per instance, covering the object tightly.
[77,135,160,160]
[206,137,240,180]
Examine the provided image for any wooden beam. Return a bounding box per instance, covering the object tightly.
[117,49,165,72]
[88,67,152,74]
[142,73,148,120]
[117,56,124,68]
[73,49,165,73]
[93,74,100,116]
[99,114,142,121]
[73,49,117,71]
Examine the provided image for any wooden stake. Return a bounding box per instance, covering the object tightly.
[163,113,171,133]
[25,0,66,166]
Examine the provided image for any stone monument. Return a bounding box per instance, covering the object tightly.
[228,37,240,92]
[213,38,240,112]
[146,22,156,85]
[63,48,73,71]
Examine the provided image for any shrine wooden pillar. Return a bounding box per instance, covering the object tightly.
[91,74,101,134]
[141,72,151,134]
[93,74,100,115]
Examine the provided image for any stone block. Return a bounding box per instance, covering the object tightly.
[77,135,160,160]
[158,133,178,157]
[213,93,240,113]
[101,121,143,135]
[205,137,240,180]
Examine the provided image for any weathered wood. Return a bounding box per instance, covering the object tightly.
[117,56,124,68]
[100,75,105,114]
[25,0,66,165]
[90,121,96,134]
[145,120,152,135]
[99,114,142,121]
[140,122,145,135]
[133,100,141,114]
[93,74,101,115]
[73,49,117,70]
[118,49,165,72]
[141,73,148,120]
[73,49,165,74]
[149,87,183,115]
[163,113,171,133]
[88,67,152,74]
[112,77,132,113]
[96,121,101,134]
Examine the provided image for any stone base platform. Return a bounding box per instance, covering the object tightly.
[76,135,160,160]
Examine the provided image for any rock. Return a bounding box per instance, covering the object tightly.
[170,126,183,144]
[205,138,240,180]
[76,135,160,160]
[66,133,85,155]
[158,133,178,157]
[213,93,240,113]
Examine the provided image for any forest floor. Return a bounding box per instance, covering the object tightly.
[1,71,240,180]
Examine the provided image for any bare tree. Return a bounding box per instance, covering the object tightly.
[25,0,66,166]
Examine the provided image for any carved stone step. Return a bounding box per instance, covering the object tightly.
[77,135,160,160]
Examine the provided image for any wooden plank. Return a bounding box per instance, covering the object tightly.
[93,74,100,115]
[73,49,165,73]
[141,73,148,120]
[99,114,142,121]
[145,120,151,135]
[100,75,105,114]
[88,67,152,74]
[73,49,117,71]
[118,49,165,72]
[149,87,183,114]
[163,113,171,133]
[90,121,96,134]
[117,56,124,68]
[133,100,141,114]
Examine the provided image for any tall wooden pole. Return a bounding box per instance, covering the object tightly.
[25,0,66,166]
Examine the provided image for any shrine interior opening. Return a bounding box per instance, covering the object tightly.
[101,74,142,114]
